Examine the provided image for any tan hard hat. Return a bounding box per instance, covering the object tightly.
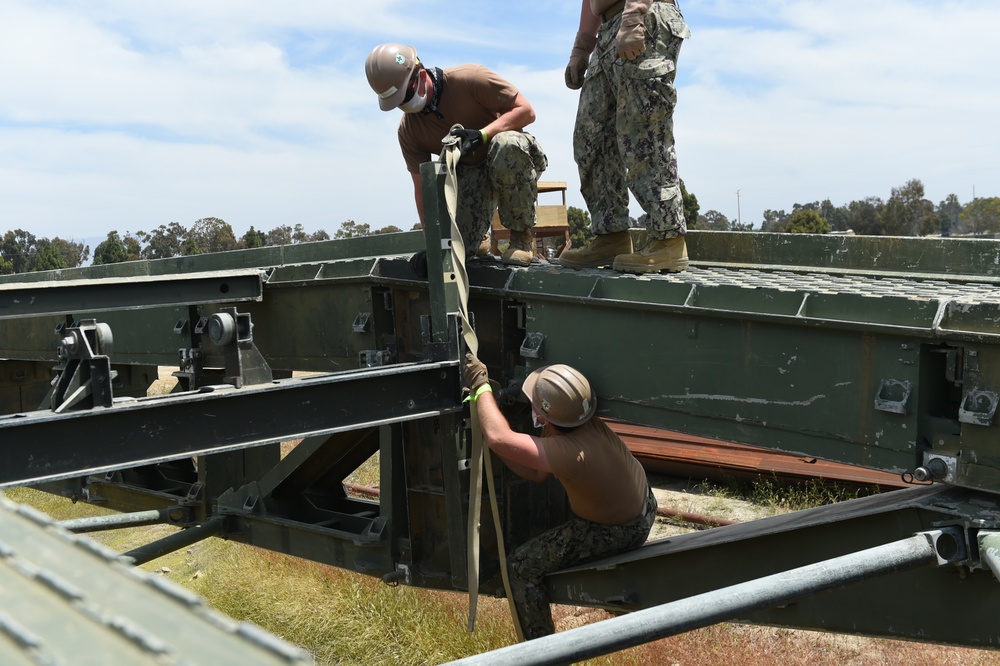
[522,364,597,428]
[365,43,420,111]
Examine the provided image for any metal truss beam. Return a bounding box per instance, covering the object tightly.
[0,361,461,488]
[545,485,1000,648]
[0,269,264,320]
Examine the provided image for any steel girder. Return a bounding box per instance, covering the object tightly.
[0,360,461,488]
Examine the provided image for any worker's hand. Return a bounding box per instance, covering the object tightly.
[616,12,646,61]
[463,352,489,392]
[565,31,597,90]
[449,128,486,158]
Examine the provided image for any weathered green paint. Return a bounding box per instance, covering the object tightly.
[8,228,1000,650]
[688,230,1000,278]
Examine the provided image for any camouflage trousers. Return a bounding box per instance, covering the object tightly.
[507,486,657,640]
[455,131,548,253]
[573,2,690,240]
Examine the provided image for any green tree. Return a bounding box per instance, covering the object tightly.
[140,222,187,259]
[241,226,267,249]
[181,236,203,256]
[567,206,593,250]
[820,199,850,232]
[699,210,732,231]
[846,197,885,236]
[760,209,789,232]
[335,220,371,239]
[187,217,237,254]
[310,229,331,241]
[879,179,935,236]
[372,225,403,235]
[786,209,830,234]
[49,237,90,267]
[266,225,293,246]
[680,179,699,230]
[1,229,38,273]
[960,197,1000,236]
[292,224,310,244]
[93,231,129,265]
[123,233,142,261]
[938,194,962,237]
[33,240,67,271]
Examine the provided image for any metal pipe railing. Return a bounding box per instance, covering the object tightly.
[59,509,171,533]
[444,529,964,666]
[120,516,227,566]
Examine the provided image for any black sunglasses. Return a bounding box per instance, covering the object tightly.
[402,70,420,104]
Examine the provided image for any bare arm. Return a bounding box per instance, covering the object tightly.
[482,92,536,141]
[578,0,602,36]
[473,391,552,483]
[410,171,425,228]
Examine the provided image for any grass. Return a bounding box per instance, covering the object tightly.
[6,481,1000,665]
[699,475,875,514]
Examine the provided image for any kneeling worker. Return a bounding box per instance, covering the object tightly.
[464,354,657,639]
[365,43,548,275]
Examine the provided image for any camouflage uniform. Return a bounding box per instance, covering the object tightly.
[455,131,548,253]
[508,486,657,639]
[574,2,691,240]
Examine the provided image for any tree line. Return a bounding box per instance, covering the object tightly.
[692,178,999,237]
[0,218,406,274]
[3,177,997,274]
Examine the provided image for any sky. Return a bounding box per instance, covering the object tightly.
[1,0,998,249]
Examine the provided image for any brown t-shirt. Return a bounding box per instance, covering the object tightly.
[541,418,648,525]
[589,0,653,17]
[397,64,519,173]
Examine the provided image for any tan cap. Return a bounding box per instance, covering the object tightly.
[522,364,597,428]
[365,43,420,111]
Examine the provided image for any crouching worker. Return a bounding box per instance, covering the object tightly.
[463,353,657,640]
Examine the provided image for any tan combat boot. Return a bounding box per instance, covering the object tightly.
[502,229,535,266]
[557,230,633,269]
[612,236,689,274]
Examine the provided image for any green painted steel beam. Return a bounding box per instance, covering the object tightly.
[0,361,461,489]
[688,231,1000,279]
[0,270,264,319]
[0,496,312,665]
[545,485,1000,649]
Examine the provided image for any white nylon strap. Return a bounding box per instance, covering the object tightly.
[439,133,523,640]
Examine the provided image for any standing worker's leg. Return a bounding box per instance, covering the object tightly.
[558,30,635,270]
[613,4,691,274]
[489,131,548,266]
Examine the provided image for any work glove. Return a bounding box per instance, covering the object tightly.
[449,127,486,158]
[463,352,489,392]
[617,11,647,61]
[409,250,428,279]
[565,31,597,90]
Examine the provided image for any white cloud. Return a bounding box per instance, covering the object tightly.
[0,0,998,241]
[676,0,1000,222]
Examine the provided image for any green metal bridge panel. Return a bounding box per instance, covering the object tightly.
[546,485,1000,649]
[0,496,311,665]
[688,231,1000,278]
[523,297,922,473]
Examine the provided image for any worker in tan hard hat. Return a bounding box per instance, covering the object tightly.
[558,0,691,274]
[364,43,549,277]
[463,353,656,640]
